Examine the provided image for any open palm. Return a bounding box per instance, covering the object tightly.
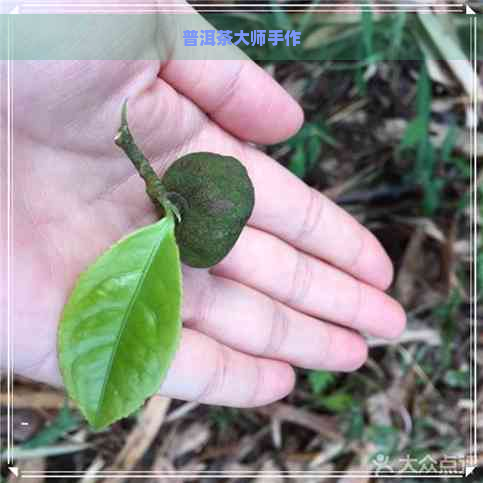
[4,12,405,407]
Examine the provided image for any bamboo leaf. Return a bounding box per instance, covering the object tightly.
[416,13,476,98]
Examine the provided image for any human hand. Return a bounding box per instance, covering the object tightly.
[3,8,405,408]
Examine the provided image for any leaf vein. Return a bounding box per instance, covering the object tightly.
[93,224,166,424]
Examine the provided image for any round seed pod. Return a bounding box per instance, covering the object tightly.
[161,152,255,268]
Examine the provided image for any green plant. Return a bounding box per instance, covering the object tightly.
[22,402,80,449]
[307,370,354,413]
[284,122,337,178]
[433,289,462,370]
[478,216,483,299]
[208,407,243,433]
[398,64,446,216]
[58,100,255,430]
[308,369,335,395]
[366,424,400,460]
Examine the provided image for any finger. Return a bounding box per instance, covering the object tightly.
[182,270,368,372]
[36,327,295,407]
[160,59,304,144]
[160,328,295,407]
[240,146,394,290]
[212,227,406,340]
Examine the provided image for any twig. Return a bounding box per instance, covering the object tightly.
[80,456,105,483]
[165,401,200,423]
[255,403,341,441]
[0,388,73,410]
[1,443,90,461]
[100,396,171,483]
[114,99,179,220]
[367,328,441,347]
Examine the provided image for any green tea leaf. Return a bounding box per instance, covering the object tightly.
[162,152,255,268]
[58,215,182,430]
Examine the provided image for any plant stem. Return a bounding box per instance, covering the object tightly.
[114,99,167,214]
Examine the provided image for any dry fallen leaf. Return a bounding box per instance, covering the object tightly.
[101,396,171,482]
[255,403,341,440]
[167,422,211,461]
[395,226,426,307]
